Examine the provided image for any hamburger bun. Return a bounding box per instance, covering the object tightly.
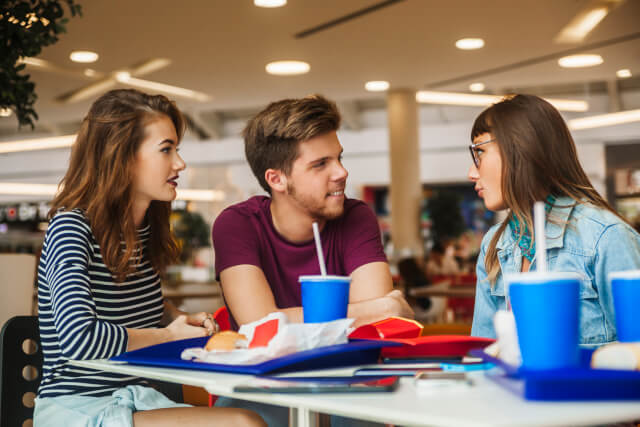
[205,330,247,351]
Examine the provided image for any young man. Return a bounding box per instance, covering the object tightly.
[212,94,413,330]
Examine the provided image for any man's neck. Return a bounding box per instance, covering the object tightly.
[269,197,326,243]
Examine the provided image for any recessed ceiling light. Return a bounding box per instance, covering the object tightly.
[83,68,97,77]
[265,60,310,76]
[69,50,99,63]
[455,38,485,50]
[254,0,286,7]
[115,71,132,82]
[469,83,485,92]
[365,81,390,92]
[558,54,603,68]
[0,108,11,117]
[616,69,632,78]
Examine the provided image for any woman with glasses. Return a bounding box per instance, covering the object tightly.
[468,94,640,347]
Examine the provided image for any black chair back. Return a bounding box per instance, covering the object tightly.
[0,316,42,427]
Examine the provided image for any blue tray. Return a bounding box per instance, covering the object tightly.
[469,348,640,401]
[112,337,402,375]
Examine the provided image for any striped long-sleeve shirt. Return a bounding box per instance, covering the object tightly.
[37,210,164,398]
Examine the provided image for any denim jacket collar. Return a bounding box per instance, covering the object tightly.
[496,196,576,252]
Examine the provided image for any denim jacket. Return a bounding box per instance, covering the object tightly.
[471,196,640,347]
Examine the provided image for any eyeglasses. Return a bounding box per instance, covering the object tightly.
[469,138,495,168]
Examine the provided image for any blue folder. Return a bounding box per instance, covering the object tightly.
[112,337,403,375]
[469,348,640,401]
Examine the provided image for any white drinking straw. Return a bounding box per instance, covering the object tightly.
[533,201,547,273]
[312,222,327,276]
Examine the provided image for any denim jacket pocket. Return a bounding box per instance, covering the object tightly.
[489,279,506,297]
[578,276,598,300]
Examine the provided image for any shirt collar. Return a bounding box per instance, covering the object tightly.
[496,196,576,251]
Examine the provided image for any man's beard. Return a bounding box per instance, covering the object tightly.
[286,181,344,221]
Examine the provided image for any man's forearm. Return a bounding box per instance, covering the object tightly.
[276,292,410,327]
[347,297,392,327]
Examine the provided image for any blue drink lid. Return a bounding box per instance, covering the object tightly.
[298,275,351,283]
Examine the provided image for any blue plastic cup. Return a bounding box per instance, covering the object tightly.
[609,270,640,342]
[507,272,581,370]
[299,275,350,323]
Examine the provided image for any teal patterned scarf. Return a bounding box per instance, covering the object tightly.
[509,194,556,262]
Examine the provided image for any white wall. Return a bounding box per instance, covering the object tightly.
[0,105,639,206]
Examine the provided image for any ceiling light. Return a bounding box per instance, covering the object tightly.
[254,0,286,7]
[0,134,76,154]
[265,60,310,76]
[115,74,211,102]
[114,71,131,82]
[83,68,98,77]
[417,91,499,106]
[555,7,608,43]
[469,83,485,92]
[365,81,390,92]
[69,50,99,63]
[558,54,603,68]
[0,108,11,117]
[616,68,632,78]
[0,182,226,201]
[455,38,484,50]
[17,57,49,67]
[568,109,640,130]
[176,189,225,202]
[415,91,589,112]
[0,183,58,196]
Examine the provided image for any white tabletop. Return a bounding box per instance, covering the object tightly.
[69,359,640,427]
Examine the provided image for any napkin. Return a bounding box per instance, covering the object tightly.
[484,310,521,366]
[181,312,354,365]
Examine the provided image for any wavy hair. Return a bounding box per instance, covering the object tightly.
[471,94,623,284]
[50,89,185,281]
[243,94,341,194]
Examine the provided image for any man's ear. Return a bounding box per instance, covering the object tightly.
[265,168,287,194]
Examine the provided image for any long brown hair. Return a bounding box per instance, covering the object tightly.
[50,89,185,281]
[471,94,622,284]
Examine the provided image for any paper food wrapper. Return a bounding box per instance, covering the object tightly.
[483,310,521,366]
[181,312,354,365]
[592,342,640,371]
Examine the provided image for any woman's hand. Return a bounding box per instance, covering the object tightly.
[184,311,218,336]
[165,314,210,341]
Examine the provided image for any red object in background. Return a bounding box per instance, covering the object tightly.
[213,306,231,331]
[448,273,477,323]
[6,207,17,220]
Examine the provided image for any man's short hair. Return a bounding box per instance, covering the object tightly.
[243,94,341,194]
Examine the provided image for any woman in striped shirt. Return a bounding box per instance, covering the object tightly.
[34,89,265,427]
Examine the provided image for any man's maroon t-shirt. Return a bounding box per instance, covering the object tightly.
[212,196,387,329]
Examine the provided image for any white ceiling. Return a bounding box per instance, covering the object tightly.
[2,0,640,137]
